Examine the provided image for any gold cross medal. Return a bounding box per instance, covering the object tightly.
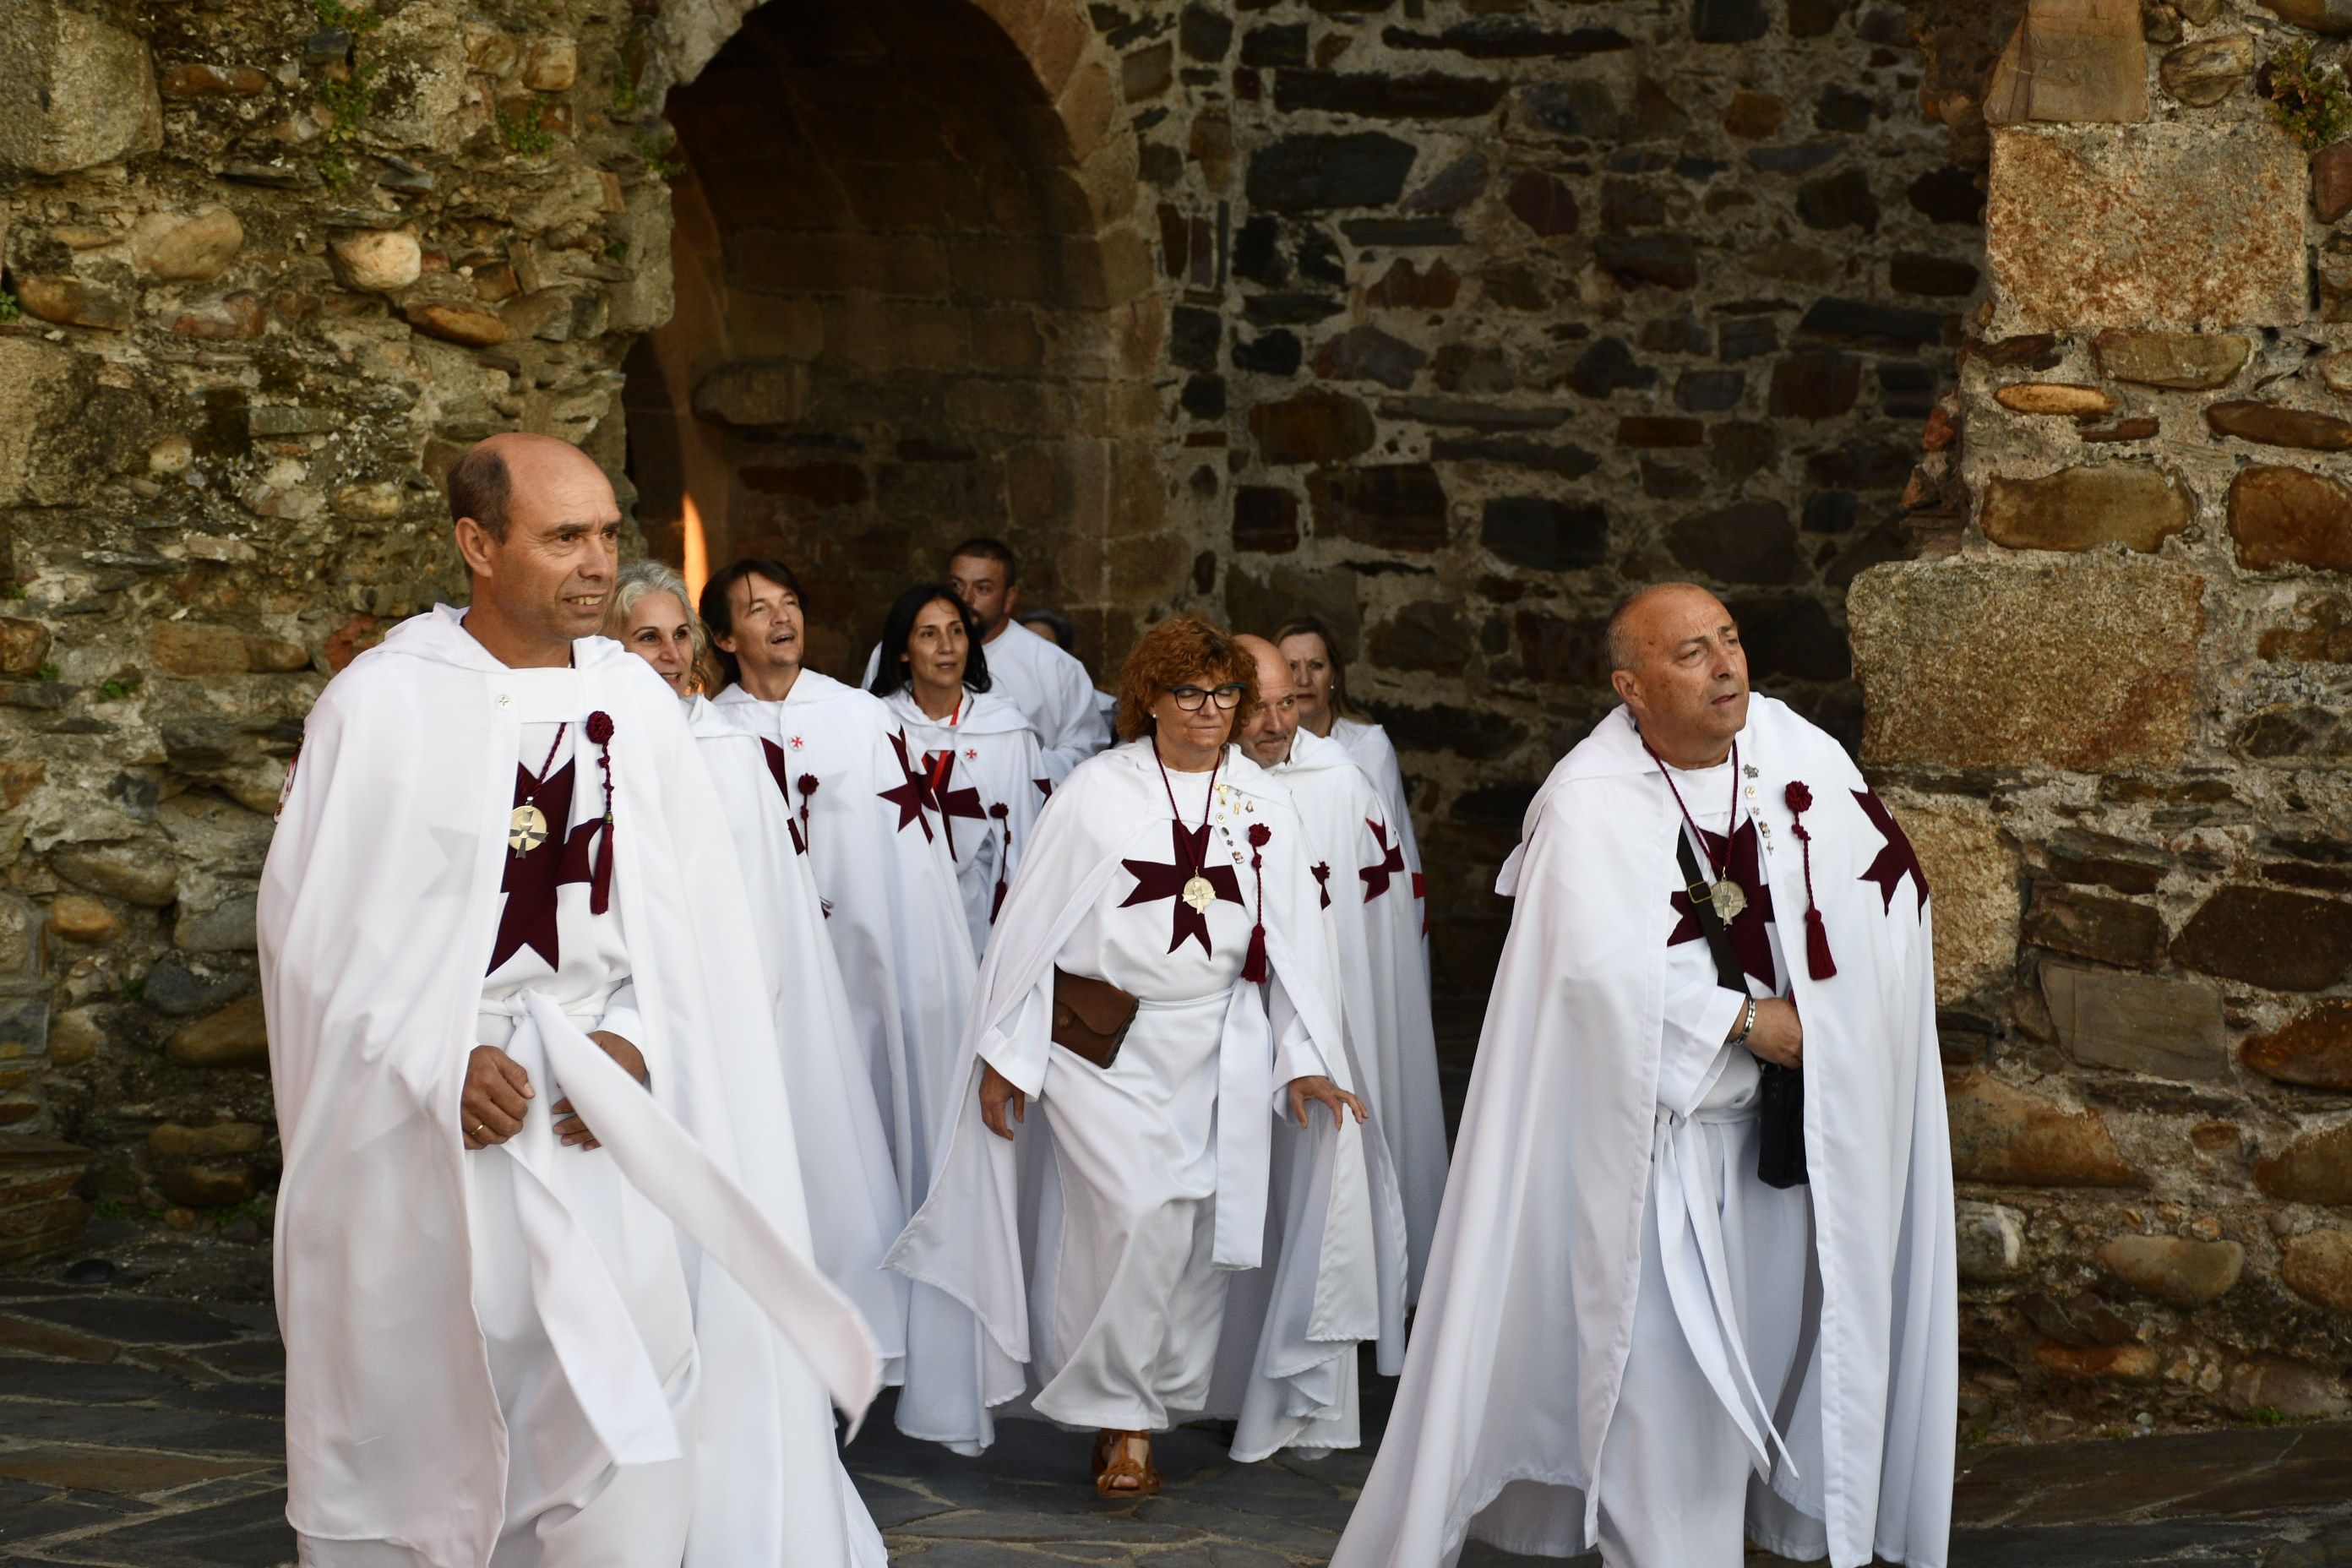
[1182,875,1216,912]
[1708,878,1746,923]
[509,802,550,857]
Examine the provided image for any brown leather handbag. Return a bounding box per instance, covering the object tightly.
[1052,968,1139,1070]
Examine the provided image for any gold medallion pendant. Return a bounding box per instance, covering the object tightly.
[509,802,550,857]
[1181,875,1216,912]
[1708,878,1746,923]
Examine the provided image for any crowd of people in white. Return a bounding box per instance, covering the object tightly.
[259,433,1956,1568]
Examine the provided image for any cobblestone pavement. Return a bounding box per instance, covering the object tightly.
[4,1264,2351,1566]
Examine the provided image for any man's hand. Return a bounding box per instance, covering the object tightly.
[1287,1074,1368,1130]
[553,1031,650,1152]
[979,1062,1026,1141]
[1741,998,1803,1070]
[463,1046,533,1150]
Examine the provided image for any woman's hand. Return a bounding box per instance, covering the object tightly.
[980,1062,1027,1141]
[1287,1074,1368,1130]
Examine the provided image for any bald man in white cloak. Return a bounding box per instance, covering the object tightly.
[262,434,882,1568]
[1332,584,1955,1568]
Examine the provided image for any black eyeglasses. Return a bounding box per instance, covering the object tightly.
[1168,683,1245,712]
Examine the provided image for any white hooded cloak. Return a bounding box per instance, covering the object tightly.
[888,740,1406,1460]
[1266,727,1448,1310]
[1331,696,1955,1568]
[260,610,882,1568]
[688,701,911,1376]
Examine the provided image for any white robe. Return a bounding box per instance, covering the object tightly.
[688,702,911,1378]
[1329,716,1423,910]
[705,676,977,1206]
[261,608,883,1568]
[880,689,1048,956]
[863,618,1108,783]
[1266,727,1448,1313]
[1331,697,1956,1568]
[887,741,1404,1460]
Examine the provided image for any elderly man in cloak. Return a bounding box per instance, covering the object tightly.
[261,433,883,1568]
[1230,634,1446,1308]
[1331,583,1956,1568]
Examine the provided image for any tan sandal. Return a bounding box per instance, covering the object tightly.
[1092,1429,1162,1498]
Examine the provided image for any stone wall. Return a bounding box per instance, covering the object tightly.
[0,0,2343,1438]
[1847,0,2352,1435]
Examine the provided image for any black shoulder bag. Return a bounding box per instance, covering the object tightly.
[1675,833,1808,1189]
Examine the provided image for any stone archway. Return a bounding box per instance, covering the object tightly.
[623,0,1166,672]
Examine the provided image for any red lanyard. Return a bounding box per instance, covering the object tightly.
[1645,738,1740,879]
[1152,745,1221,869]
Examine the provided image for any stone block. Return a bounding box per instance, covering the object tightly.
[2034,1342,2159,1382]
[1979,464,2191,553]
[47,895,117,945]
[2025,885,2167,967]
[1480,498,1608,571]
[1249,389,1376,466]
[1232,487,1299,553]
[166,995,268,1069]
[158,63,270,99]
[1666,500,1799,583]
[52,846,177,907]
[2224,1358,2349,1419]
[2173,885,2352,991]
[2047,826,2167,894]
[1504,171,1578,236]
[0,3,161,174]
[2207,400,2352,451]
[0,618,50,678]
[1957,1199,2027,1283]
[2230,466,2352,572]
[404,300,509,347]
[329,231,422,293]
[2254,1119,2352,1205]
[2281,1229,2352,1314]
[0,1137,91,1263]
[1306,465,1448,551]
[1245,133,1418,213]
[2097,1234,2243,1307]
[1991,384,2116,416]
[2090,329,2250,389]
[1985,125,2306,331]
[1946,1070,2144,1187]
[1849,559,2202,771]
[17,275,131,331]
[132,208,243,283]
[2317,139,2352,223]
[2243,1000,2352,1090]
[2159,35,2254,107]
[692,361,807,427]
[1984,0,2148,124]
[148,1121,265,1158]
[149,623,251,676]
[1312,324,1426,390]
[2259,0,2352,30]
[1883,795,2019,1005]
[175,893,257,954]
[2043,962,2226,1081]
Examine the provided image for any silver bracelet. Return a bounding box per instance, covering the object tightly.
[1730,996,1758,1048]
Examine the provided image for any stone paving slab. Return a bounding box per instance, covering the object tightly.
[4,1270,2351,1566]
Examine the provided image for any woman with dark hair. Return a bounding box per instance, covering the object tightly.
[890,613,1400,1499]
[696,557,977,1345]
[1272,615,1423,934]
[869,585,1046,956]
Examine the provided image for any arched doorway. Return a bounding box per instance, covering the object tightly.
[625,0,1164,674]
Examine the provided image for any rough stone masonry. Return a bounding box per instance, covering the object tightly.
[0,0,2344,1441]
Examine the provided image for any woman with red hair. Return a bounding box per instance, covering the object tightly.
[891,614,1402,1497]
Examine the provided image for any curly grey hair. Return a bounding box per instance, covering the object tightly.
[604,559,710,675]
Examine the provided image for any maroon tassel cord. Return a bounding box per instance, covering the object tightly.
[795,773,818,855]
[1784,781,1837,981]
[585,710,615,914]
[1242,822,1272,983]
[988,802,1011,923]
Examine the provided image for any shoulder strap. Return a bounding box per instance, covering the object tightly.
[1675,831,1746,994]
